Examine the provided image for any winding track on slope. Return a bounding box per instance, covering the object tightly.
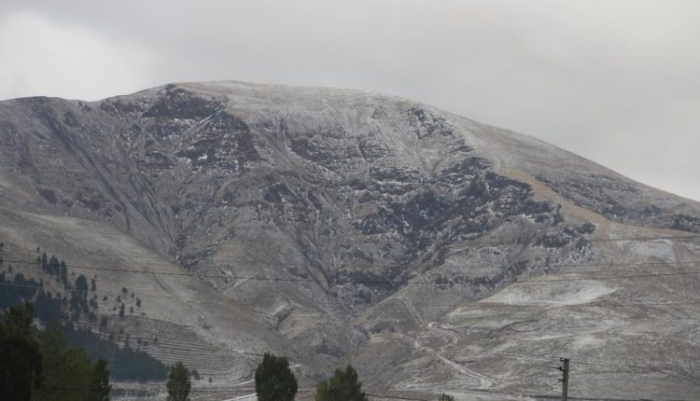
[406,321,493,390]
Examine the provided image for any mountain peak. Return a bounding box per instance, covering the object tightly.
[0,81,699,399]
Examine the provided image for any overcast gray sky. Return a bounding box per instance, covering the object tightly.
[1,0,698,201]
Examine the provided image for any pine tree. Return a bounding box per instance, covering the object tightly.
[255,353,297,401]
[315,365,367,401]
[167,362,191,401]
[315,381,329,401]
[35,324,93,401]
[59,261,68,286]
[48,255,59,276]
[75,275,89,299]
[438,394,455,401]
[88,358,111,401]
[0,303,43,401]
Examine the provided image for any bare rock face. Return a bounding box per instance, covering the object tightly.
[1,81,700,399]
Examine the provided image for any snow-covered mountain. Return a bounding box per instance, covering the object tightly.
[1,81,700,400]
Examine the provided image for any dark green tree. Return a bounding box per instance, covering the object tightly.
[35,324,93,401]
[255,353,297,401]
[0,303,43,401]
[59,260,68,285]
[167,361,191,401]
[438,394,455,401]
[315,365,368,401]
[75,275,89,298]
[88,358,111,401]
[48,255,59,276]
[315,381,329,401]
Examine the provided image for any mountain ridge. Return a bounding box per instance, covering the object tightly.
[1,81,699,400]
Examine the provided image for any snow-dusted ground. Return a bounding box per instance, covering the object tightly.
[1,81,700,400]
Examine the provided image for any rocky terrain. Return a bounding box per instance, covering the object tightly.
[1,81,700,400]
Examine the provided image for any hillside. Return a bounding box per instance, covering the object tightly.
[1,81,699,400]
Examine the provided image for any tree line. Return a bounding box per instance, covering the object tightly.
[167,352,456,401]
[1,244,456,401]
[1,253,169,382]
[2,303,456,401]
[0,303,111,401]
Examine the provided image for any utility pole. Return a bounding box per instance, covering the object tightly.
[558,358,570,401]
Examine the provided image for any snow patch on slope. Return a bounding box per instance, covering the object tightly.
[628,240,676,262]
[484,281,617,306]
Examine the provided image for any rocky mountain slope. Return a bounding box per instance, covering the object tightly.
[1,81,700,400]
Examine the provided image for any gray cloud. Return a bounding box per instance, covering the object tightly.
[2,0,699,200]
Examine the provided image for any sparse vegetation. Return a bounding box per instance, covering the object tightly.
[1,248,169,382]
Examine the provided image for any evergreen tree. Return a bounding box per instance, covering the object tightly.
[0,303,43,401]
[35,324,93,401]
[89,358,111,401]
[438,394,455,401]
[167,362,191,401]
[34,290,62,323]
[75,275,89,298]
[315,365,367,401]
[49,255,60,277]
[59,261,68,286]
[119,303,125,317]
[255,353,298,401]
[315,381,329,401]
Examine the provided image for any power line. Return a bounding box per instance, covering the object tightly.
[519,266,700,283]
[365,392,430,401]
[4,234,700,293]
[471,352,672,371]
[1,223,699,254]
[6,277,700,310]
[0,281,91,293]
[5,248,700,288]
[447,320,700,334]
[7,264,700,310]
